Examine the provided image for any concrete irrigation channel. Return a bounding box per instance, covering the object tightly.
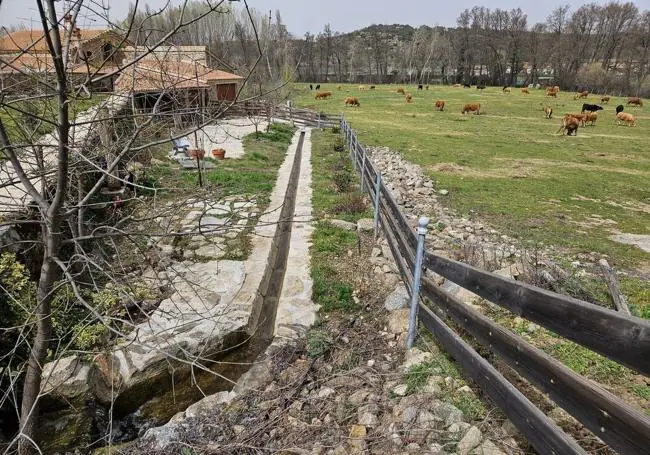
[34,128,318,452]
[110,131,310,444]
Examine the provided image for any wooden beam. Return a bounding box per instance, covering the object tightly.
[418,304,587,455]
[421,279,650,455]
[599,259,631,316]
[423,252,650,376]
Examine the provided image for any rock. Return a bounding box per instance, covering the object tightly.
[417,410,441,429]
[357,218,374,233]
[318,387,336,398]
[383,273,400,289]
[384,284,410,311]
[406,443,421,451]
[348,390,369,406]
[432,401,464,426]
[471,440,507,455]
[526,323,541,333]
[329,444,348,455]
[444,376,458,389]
[423,376,443,394]
[388,309,410,334]
[393,384,409,397]
[447,421,471,439]
[330,219,357,231]
[457,385,475,396]
[501,419,519,437]
[439,189,449,196]
[457,426,482,455]
[348,424,367,453]
[41,356,92,402]
[402,406,419,424]
[194,243,225,258]
[401,347,433,370]
[428,443,448,454]
[184,391,235,418]
[358,412,379,427]
[493,262,525,280]
[371,247,382,257]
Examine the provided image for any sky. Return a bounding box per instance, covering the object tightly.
[1,0,650,35]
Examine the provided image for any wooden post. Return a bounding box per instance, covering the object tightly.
[599,259,631,315]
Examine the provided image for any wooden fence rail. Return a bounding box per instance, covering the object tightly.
[338,116,650,455]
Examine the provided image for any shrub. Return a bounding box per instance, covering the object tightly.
[330,126,341,135]
[333,193,367,215]
[332,170,353,193]
[333,136,345,152]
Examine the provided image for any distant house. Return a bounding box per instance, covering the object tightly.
[0,15,128,93]
[115,46,243,113]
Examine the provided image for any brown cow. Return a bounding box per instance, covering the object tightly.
[452,83,461,88]
[584,112,598,126]
[546,88,558,97]
[405,93,413,103]
[435,100,445,111]
[315,91,332,100]
[397,88,405,95]
[553,85,560,92]
[345,97,360,107]
[462,103,481,115]
[575,90,589,99]
[567,112,587,126]
[503,86,511,93]
[521,88,530,94]
[617,111,636,126]
[600,96,610,103]
[358,85,367,90]
[627,97,643,106]
[543,106,553,119]
[558,114,580,136]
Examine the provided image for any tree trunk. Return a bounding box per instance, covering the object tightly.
[19,240,59,454]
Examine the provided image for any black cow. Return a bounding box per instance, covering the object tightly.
[477,85,486,90]
[315,84,321,90]
[418,84,423,90]
[463,83,471,88]
[309,84,313,90]
[616,105,624,114]
[581,103,603,113]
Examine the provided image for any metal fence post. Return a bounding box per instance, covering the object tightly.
[373,172,382,240]
[407,216,429,349]
[360,150,366,193]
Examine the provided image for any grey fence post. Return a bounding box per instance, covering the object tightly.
[317,113,321,129]
[360,150,366,193]
[407,216,429,349]
[373,172,382,240]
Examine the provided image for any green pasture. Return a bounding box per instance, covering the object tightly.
[294,83,650,273]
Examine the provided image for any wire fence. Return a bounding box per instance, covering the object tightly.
[339,115,650,455]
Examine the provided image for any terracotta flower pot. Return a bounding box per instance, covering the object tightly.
[212,148,226,160]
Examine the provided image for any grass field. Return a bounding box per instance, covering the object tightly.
[294,84,650,275]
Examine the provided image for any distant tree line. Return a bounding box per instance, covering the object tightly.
[120,1,650,95]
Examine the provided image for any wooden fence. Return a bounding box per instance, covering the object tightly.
[339,117,650,455]
[224,101,336,128]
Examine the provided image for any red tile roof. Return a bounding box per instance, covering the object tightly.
[115,58,243,93]
[0,28,112,53]
[0,52,118,74]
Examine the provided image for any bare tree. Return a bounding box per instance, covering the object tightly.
[0,1,276,452]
